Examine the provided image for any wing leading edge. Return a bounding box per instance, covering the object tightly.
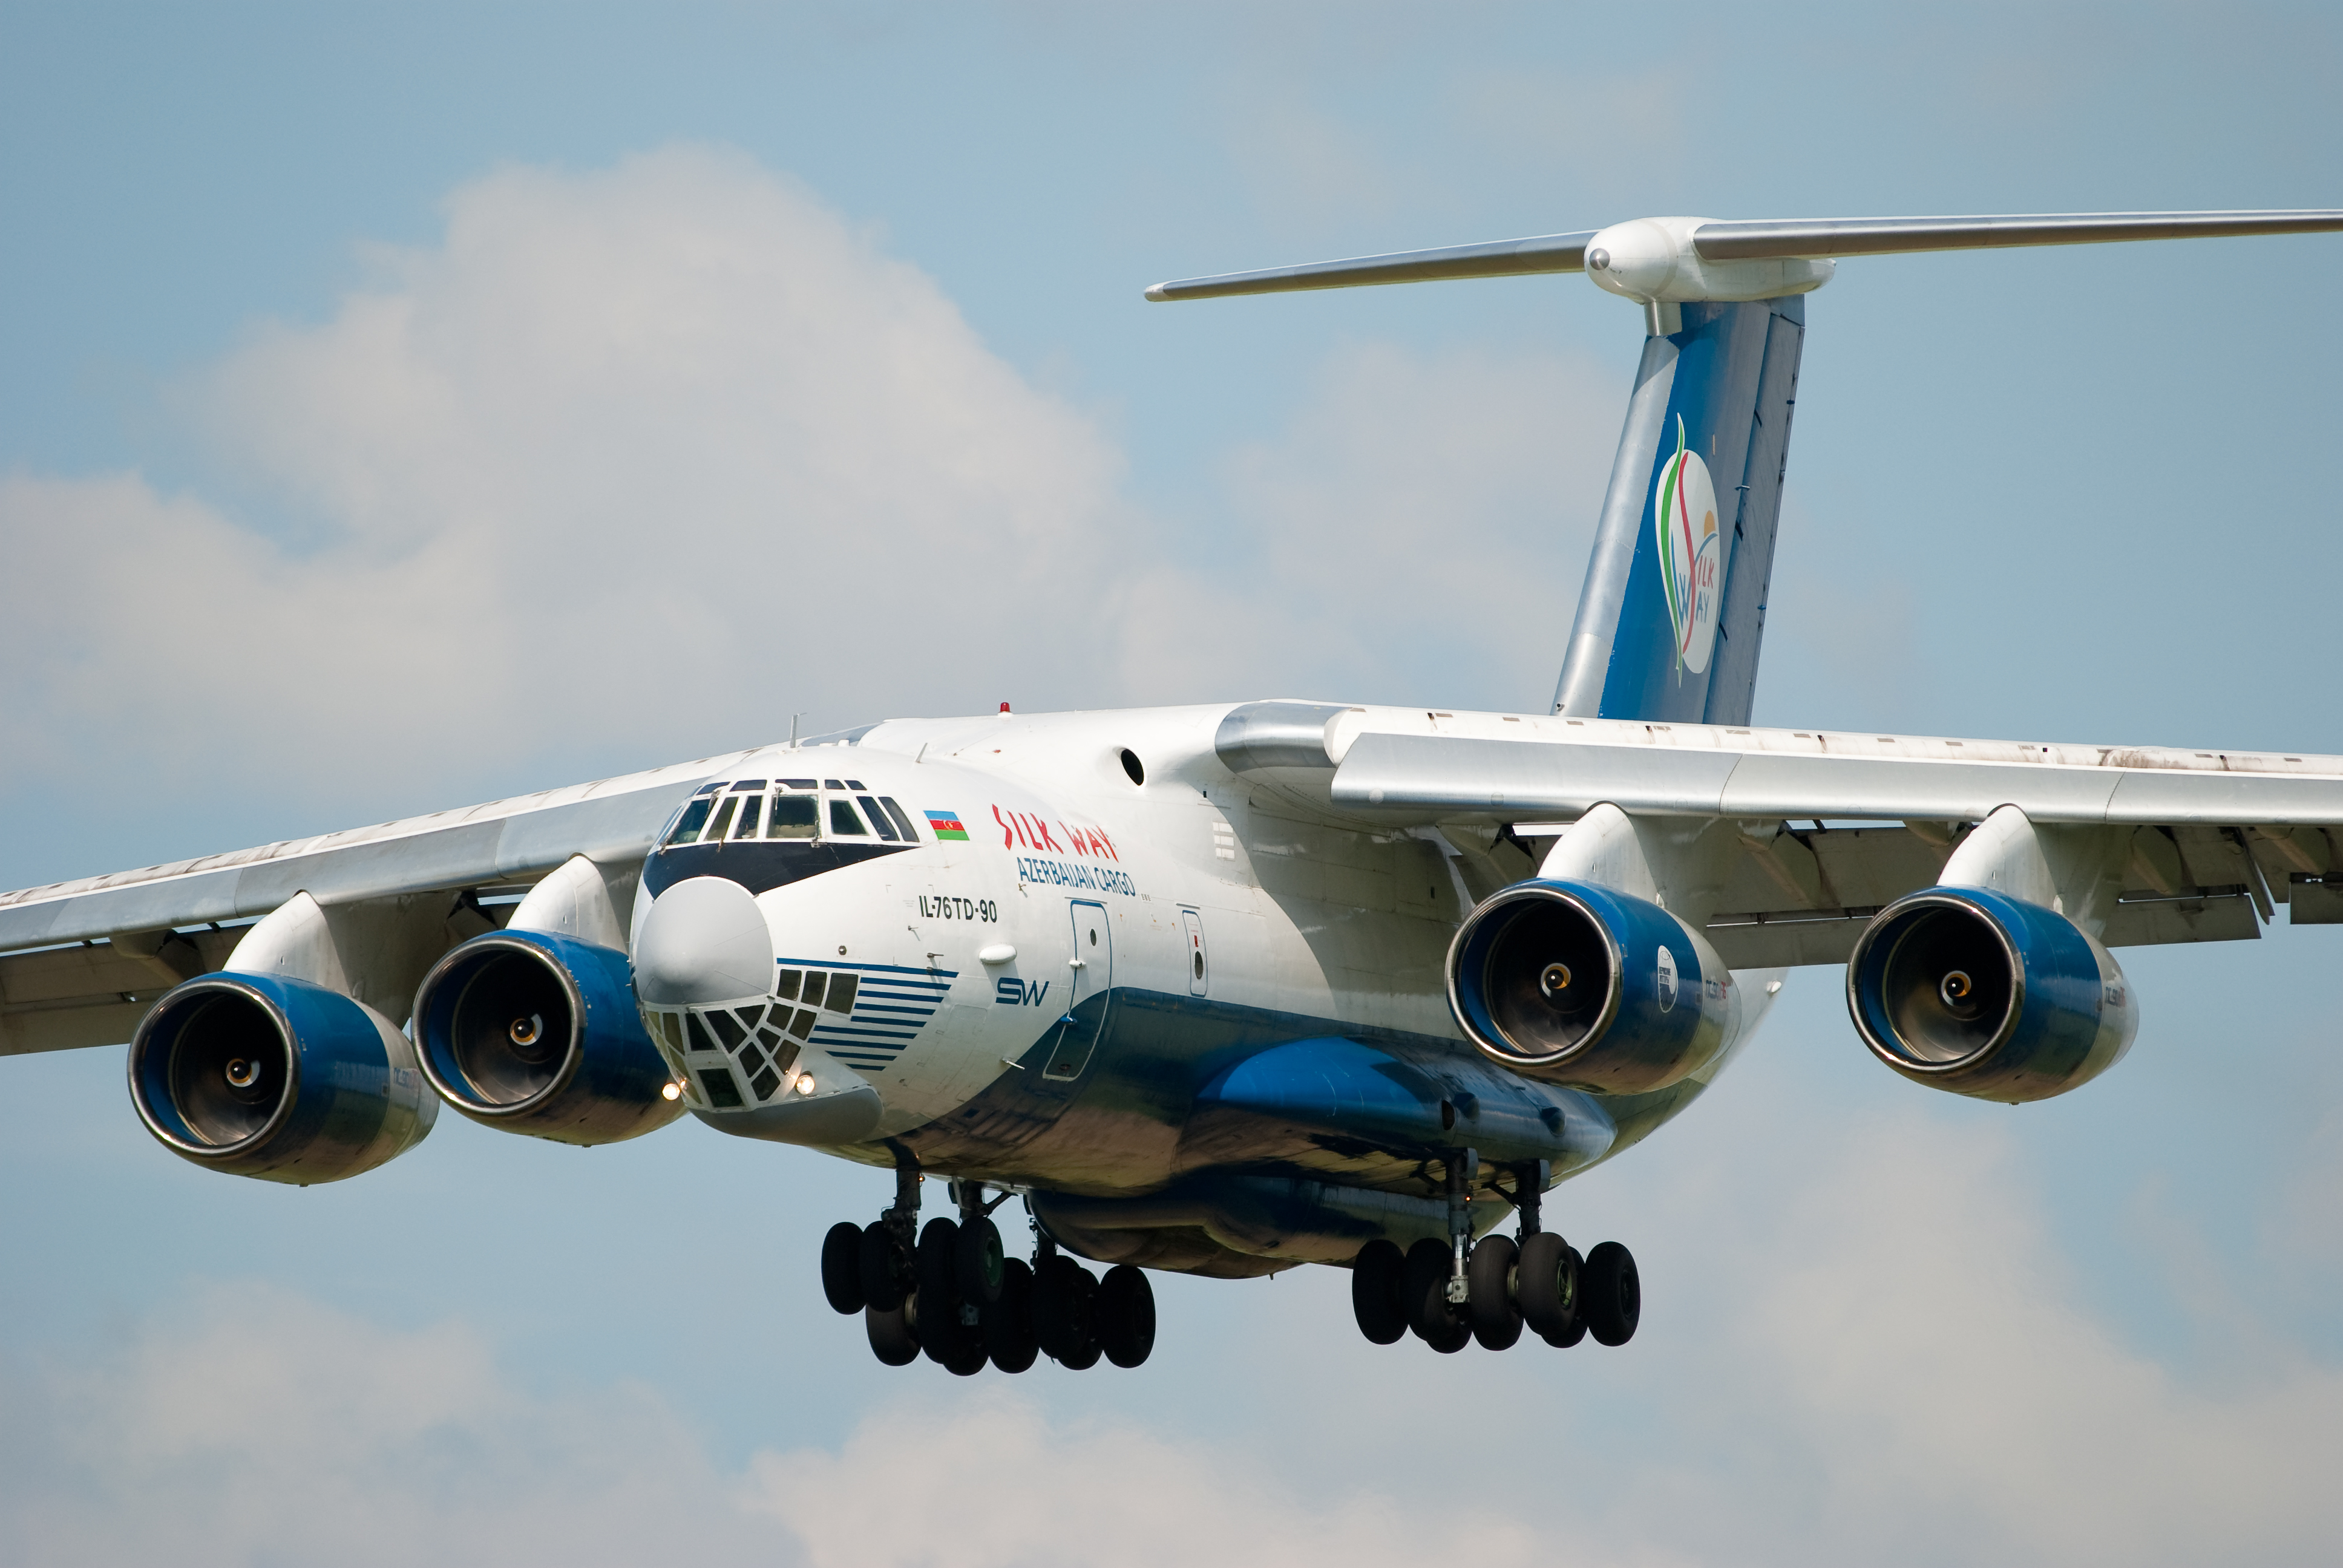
[0,752,756,1056]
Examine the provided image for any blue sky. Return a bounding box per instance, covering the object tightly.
[4,4,2341,1563]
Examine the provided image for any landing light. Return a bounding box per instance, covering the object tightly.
[660,1082,681,1102]
[793,1073,818,1096]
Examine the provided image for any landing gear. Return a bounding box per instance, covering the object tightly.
[821,1221,865,1315]
[821,1167,1155,1373]
[1345,1154,1637,1353]
[1349,1239,1407,1344]
[1580,1240,1640,1346]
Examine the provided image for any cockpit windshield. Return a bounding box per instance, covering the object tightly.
[661,780,922,850]
[766,795,818,839]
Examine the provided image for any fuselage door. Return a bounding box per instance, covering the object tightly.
[1042,900,1113,1080]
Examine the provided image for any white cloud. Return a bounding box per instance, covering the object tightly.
[1120,339,1617,711]
[0,1281,1555,1568]
[1,146,1142,808]
[1,145,1614,835]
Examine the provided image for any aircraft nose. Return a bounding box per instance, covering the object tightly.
[634,876,775,1005]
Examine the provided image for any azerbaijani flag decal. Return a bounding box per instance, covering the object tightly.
[925,809,970,841]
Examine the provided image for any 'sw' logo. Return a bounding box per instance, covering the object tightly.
[994,978,1051,1007]
[1653,416,1725,678]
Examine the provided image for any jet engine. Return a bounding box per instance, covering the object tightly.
[411,930,684,1144]
[1846,887,2137,1103]
[129,973,436,1184]
[1447,879,1740,1095]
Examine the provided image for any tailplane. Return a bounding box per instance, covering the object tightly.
[1146,208,2343,724]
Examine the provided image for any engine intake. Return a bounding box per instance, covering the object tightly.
[129,973,436,1183]
[412,930,683,1144]
[1447,879,1739,1094]
[1847,887,2137,1103]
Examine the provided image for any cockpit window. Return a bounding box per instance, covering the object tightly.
[706,797,740,841]
[859,796,899,842]
[732,795,764,838]
[765,795,818,840]
[828,799,870,837]
[665,797,713,846]
[877,797,920,841]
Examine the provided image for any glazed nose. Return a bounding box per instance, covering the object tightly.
[634,876,775,1005]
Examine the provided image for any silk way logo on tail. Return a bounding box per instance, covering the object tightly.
[1653,416,1724,678]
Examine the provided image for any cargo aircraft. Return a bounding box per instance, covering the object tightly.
[7,208,2342,1374]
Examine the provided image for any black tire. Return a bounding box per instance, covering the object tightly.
[1515,1231,1580,1339]
[1350,1239,1407,1345]
[821,1221,867,1314]
[1401,1238,1466,1348]
[956,1215,1006,1306]
[1582,1241,1640,1346]
[917,1217,961,1317]
[1096,1265,1157,1368]
[1467,1233,1522,1351]
[1541,1315,1589,1348]
[944,1328,990,1376]
[865,1302,919,1366]
[859,1221,905,1313]
[986,1257,1040,1374]
[1035,1256,1100,1368]
[917,1285,979,1368]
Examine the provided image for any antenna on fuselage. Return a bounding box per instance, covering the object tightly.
[1146,209,2343,727]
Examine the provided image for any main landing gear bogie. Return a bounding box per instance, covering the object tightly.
[1349,1155,1640,1354]
[819,1169,1154,1375]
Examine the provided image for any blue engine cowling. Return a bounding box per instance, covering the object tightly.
[1846,887,2138,1103]
[1447,878,1742,1095]
[129,972,437,1184]
[411,930,684,1145]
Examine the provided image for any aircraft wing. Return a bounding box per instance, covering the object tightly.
[1218,703,2343,967]
[0,751,755,1056]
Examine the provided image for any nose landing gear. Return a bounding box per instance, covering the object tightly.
[1348,1155,1639,1354]
[818,1164,1155,1374]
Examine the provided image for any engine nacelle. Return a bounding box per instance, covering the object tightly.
[1846,887,2138,1103]
[129,973,436,1184]
[411,930,684,1144]
[1447,879,1740,1095]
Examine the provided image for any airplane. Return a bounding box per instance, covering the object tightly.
[5,207,2342,1376]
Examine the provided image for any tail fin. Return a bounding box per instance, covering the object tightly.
[1144,207,2343,725]
[1549,296,1804,725]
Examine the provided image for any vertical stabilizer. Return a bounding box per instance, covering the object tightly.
[1550,296,1804,726]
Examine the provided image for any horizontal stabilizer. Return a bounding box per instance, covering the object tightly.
[1144,231,1594,301]
[1145,209,2343,301]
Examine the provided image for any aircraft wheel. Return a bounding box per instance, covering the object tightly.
[986,1257,1040,1373]
[1515,1232,1580,1341]
[1096,1264,1156,1368]
[1582,1241,1640,1347]
[917,1218,962,1313]
[956,1215,1006,1306]
[1467,1234,1522,1350]
[1034,1255,1100,1368]
[859,1221,905,1313]
[917,1286,981,1369]
[865,1302,919,1366]
[1350,1240,1407,1345]
[1401,1238,1468,1350]
[821,1221,867,1314]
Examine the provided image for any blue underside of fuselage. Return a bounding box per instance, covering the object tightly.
[885,986,1710,1276]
